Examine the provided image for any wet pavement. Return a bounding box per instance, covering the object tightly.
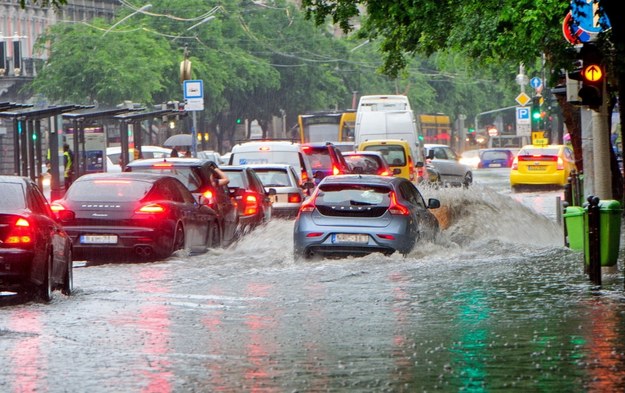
[1,168,625,392]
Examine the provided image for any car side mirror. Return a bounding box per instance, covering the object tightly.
[303,180,316,190]
[392,168,402,175]
[267,188,277,196]
[415,161,424,168]
[427,198,441,209]
[426,151,434,160]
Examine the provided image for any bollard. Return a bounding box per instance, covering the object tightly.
[586,195,601,286]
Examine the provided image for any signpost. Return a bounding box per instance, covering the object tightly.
[183,80,204,157]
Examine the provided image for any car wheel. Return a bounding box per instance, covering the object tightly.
[61,249,73,296]
[39,252,53,302]
[173,224,185,252]
[463,172,473,188]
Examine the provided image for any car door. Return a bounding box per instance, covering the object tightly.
[248,170,272,222]
[166,178,208,250]
[399,181,438,240]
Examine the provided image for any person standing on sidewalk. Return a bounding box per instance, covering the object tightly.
[63,143,75,189]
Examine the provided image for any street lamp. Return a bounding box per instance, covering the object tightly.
[103,4,153,36]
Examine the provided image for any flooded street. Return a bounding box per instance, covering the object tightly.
[2,169,625,392]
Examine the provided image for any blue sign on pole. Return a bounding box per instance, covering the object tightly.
[570,0,611,34]
[530,77,542,89]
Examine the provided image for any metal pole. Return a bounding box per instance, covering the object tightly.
[587,195,601,286]
[192,111,197,158]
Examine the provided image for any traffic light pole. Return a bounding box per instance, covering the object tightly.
[591,74,611,199]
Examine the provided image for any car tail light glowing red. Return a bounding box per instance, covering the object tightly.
[288,193,302,203]
[136,203,167,214]
[153,162,174,168]
[50,202,75,221]
[306,232,323,238]
[388,192,410,215]
[332,165,340,175]
[202,189,215,204]
[379,169,390,176]
[243,193,258,216]
[6,217,33,244]
[511,157,518,170]
[377,234,396,240]
[299,197,316,213]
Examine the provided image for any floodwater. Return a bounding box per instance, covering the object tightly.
[1,169,625,392]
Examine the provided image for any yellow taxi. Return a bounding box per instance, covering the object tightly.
[510,143,577,190]
[357,139,422,183]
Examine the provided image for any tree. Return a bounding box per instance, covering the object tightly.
[30,20,174,106]
[302,0,624,200]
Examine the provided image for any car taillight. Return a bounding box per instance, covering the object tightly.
[299,197,316,213]
[202,189,215,205]
[288,193,302,203]
[557,157,564,170]
[379,170,390,176]
[388,192,410,215]
[243,193,258,216]
[333,165,340,175]
[135,203,167,214]
[511,157,518,170]
[50,202,75,221]
[6,217,33,244]
[408,156,415,181]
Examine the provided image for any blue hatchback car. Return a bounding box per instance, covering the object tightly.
[293,175,440,259]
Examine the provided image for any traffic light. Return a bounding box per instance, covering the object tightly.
[531,95,544,132]
[236,118,242,124]
[578,43,604,108]
[567,43,605,108]
[467,127,475,134]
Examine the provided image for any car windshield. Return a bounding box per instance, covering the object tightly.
[0,183,25,209]
[363,145,406,166]
[253,169,291,187]
[128,167,202,192]
[316,184,390,206]
[66,179,153,202]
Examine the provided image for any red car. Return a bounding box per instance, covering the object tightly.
[302,142,352,185]
[220,166,274,234]
[0,175,73,301]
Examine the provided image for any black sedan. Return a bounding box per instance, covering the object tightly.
[220,166,273,233]
[293,175,440,259]
[125,157,239,247]
[51,172,218,260]
[0,175,73,301]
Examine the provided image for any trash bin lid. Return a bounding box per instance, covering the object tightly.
[598,200,623,211]
[564,206,586,216]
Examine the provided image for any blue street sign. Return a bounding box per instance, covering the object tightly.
[570,0,611,34]
[183,80,203,99]
[530,77,542,89]
[516,107,530,125]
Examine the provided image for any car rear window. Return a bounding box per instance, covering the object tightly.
[362,145,406,166]
[222,170,246,188]
[231,151,300,167]
[0,183,26,209]
[127,167,202,192]
[66,179,153,202]
[316,184,391,206]
[344,155,382,174]
[305,149,332,170]
[481,150,510,161]
[252,169,291,187]
[518,148,559,156]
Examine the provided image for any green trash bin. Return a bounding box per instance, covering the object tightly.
[564,206,586,250]
[584,200,622,267]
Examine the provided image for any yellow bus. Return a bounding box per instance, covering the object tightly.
[298,110,356,143]
[418,113,452,144]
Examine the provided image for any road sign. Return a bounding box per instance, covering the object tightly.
[530,77,542,89]
[183,80,203,100]
[515,92,531,106]
[185,98,204,111]
[570,0,611,34]
[516,107,530,125]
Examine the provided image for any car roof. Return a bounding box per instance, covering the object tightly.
[359,139,411,146]
[343,150,385,157]
[106,145,170,153]
[0,175,31,184]
[126,157,216,167]
[241,163,293,170]
[424,143,450,148]
[232,140,301,149]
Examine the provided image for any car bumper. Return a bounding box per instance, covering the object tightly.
[64,225,173,258]
[0,249,35,289]
[293,217,414,257]
[272,203,301,218]
[510,170,568,186]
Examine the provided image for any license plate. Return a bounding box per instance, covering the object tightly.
[527,165,545,171]
[489,163,501,168]
[333,233,369,243]
[80,235,118,244]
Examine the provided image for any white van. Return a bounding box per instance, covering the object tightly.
[357,95,411,112]
[228,141,314,185]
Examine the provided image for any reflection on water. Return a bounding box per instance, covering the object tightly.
[1,183,625,392]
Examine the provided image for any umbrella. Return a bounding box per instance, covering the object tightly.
[163,133,193,147]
